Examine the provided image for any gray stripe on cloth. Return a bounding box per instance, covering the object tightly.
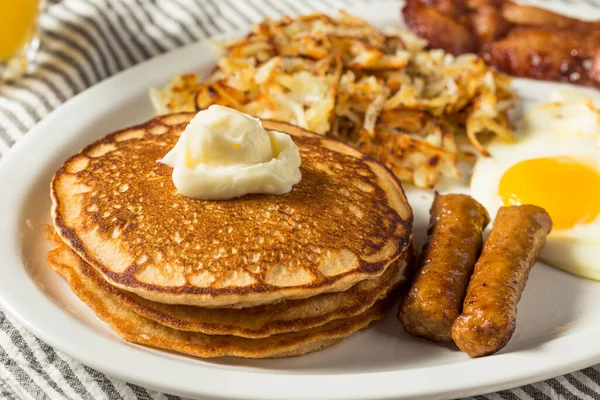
[241,0,281,19]
[122,0,169,55]
[202,0,226,34]
[279,0,313,13]
[25,72,70,103]
[41,36,94,88]
[0,101,32,133]
[0,380,20,400]
[158,0,211,39]
[44,30,104,82]
[127,382,155,400]
[227,0,269,22]
[120,0,167,53]
[85,0,145,64]
[0,89,43,121]
[497,390,521,400]
[261,0,289,15]
[521,384,552,400]
[30,336,96,400]
[0,118,17,147]
[0,136,10,155]
[546,378,580,399]
[1,355,32,400]
[318,0,339,8]
[61,1,131,70]
[133,0,186,48]
[19,71,68,105]
[218,0,255,26]
[289,0,322,13]
[149,1,197,44]
[190,0,224,35]
[204,0,238,31]
[106,0,158,58]
[175,0,213,36]
[83,365,125,400]
[6,81,55,113]
[0,358,40,400]
[276,0,307,15]
[564,373,600,399]
[2,84,51,119]
[1,316,69,398]
[40,61,83,95]
[49,4,120,75]
[582,366,600,384]
[199,0,232,32]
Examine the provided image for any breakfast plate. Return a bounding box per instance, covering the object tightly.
[1,2,600,399]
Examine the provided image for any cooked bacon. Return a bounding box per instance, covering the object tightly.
[402,1,476,55]
[471,5,507,44]
[484,28,600,87]
[500,2,600,31]
[402,0,600,88]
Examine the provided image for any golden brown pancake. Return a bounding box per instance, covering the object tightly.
[51,114,412,307]
[47,244,394,358]
[49,239,412,337]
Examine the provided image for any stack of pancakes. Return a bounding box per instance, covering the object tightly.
[49,114,413,358]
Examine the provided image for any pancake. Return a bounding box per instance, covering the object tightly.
[51,114,412,307]
[49,239,412,337]
[47,244,394,358]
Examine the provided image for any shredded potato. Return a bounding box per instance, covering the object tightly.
[150,11,515,188]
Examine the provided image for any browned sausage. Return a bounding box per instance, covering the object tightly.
[399,193,490,342]
[452,205,552,357]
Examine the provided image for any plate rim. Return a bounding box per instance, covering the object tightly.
[1,20,600,400]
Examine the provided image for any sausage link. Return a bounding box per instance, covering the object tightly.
[452,205,552,357]
[399,193,490,342]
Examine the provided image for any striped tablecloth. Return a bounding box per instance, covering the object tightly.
[1,1,600,399]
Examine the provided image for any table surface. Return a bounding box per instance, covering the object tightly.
[1,0,600,399]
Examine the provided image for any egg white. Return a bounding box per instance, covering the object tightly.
[470,97,600,280]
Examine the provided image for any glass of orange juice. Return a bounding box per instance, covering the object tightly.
[0,0,43,81]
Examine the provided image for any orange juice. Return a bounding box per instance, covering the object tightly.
[0,0,41,61]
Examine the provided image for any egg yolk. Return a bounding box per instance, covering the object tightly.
[499,157,600,230]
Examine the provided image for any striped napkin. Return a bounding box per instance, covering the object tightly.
[1,1,600,399]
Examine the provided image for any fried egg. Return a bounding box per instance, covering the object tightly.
[470,94,600,280]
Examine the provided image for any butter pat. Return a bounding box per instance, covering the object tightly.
[160,105,301,200]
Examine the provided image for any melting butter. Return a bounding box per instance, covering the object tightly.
[160,105,301,200]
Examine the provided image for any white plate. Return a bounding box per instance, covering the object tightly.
[1,3,600,400]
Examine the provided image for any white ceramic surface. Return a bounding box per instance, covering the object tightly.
[1,3,600,399]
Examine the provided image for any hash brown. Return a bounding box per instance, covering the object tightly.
[150,11,515,189]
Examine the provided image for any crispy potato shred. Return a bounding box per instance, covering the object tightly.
[150,11,515,188]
